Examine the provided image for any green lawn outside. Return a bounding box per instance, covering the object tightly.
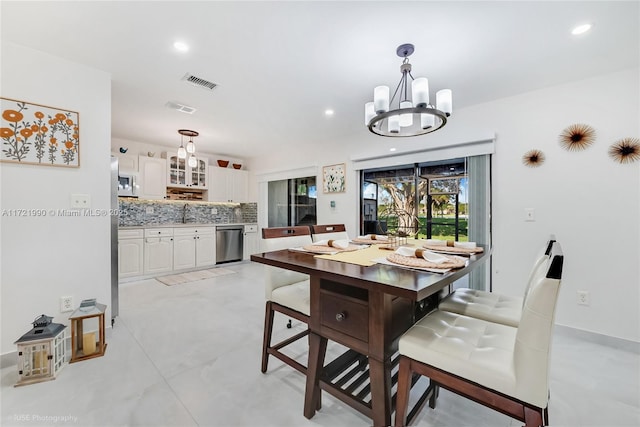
[382,216,469,242]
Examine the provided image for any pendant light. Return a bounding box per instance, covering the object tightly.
[177,129,198,159]
[365,44,452,137]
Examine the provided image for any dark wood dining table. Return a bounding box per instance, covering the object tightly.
[251,244,490,426]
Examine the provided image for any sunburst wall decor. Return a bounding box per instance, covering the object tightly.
[608,137,640,164]
[522,149,545,167]
[559,123,596,151]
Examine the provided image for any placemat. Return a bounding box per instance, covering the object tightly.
[314,245,391,266]
[386,253,466,269]
[302,244,363,253]
[421,244,484,255]
[351,237,389,245]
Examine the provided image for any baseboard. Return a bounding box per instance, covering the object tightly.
[1,351,17,369]
[555,324,640,354]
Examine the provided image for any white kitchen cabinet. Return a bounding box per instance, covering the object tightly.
[143,228,173,275]
[243,224,259,260]
[208,168,249,202]
[138,156,167,200]
[173,227,216,270]
[164,152,208,189]
[115,153,138,172]
[118,229,144,278]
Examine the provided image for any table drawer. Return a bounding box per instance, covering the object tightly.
[320,291,369,342]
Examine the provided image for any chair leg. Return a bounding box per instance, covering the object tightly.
[543,406,549,425]
[428,381,440,409]
[523,406,544,427]
[261,301,274,373]
[393,356,412,427]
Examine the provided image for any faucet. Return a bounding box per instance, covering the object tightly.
[182,203,188,224]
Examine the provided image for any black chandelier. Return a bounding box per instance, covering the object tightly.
[365,44,452,137]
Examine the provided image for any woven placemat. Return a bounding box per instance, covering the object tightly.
[303,244,363,253]
[421,244,484,255]
[352,237,389,245]
[387,253,466,269]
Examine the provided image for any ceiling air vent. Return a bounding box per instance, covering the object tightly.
[165,101,197,115]
[181,73,217,91]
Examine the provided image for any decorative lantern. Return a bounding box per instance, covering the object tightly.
[69,300,107,363]
[14,314,67,387]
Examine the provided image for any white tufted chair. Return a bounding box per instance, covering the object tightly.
[311,224,350,242]
[438,237,555,327]
[394,240,564,427]
[260,226,313,374]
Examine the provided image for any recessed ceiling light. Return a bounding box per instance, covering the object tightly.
[390,148,396,152]
[571,23,593,35]
[173,41,189,52]
[324,109,334,116]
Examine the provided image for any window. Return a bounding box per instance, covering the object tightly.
[267,176,317,227]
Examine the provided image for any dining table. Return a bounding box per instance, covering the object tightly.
[251,241,490,427]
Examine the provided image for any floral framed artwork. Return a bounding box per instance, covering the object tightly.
[322,163,346,193]
[1,97,80,167]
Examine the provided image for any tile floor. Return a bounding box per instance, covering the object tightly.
[1,262,639,426]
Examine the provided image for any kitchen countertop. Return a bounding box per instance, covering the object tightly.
[119,223,256,229]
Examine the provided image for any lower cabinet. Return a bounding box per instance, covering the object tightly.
[243,224,259,260]
[173,227,216,270]
[118,229,144,279]
[144,228,174,275]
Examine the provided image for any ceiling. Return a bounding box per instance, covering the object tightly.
[2,1,638,160]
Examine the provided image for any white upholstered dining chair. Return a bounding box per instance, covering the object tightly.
[394,240,564,427]
[260,226,313,374]
[310,223,349,242]
[438,236,556,327]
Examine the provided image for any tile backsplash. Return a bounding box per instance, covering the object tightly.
[118,198,257,226]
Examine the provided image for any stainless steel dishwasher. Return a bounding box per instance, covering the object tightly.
[216,225,244,264]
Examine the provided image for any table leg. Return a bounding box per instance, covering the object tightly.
[369,357,392,427]
[304,332,327,419]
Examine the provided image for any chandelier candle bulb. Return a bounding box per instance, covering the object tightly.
[365,102,375,126]
[374,86,390,114]
[388,115,400,133]
[436,89,453,116]
[399,101,413,127]
[411,78,429,107]
[421,113,435,130]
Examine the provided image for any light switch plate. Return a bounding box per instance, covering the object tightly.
[70,194,90,209]
[524,208,535,221]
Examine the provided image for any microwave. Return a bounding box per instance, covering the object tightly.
[117,173,138,197]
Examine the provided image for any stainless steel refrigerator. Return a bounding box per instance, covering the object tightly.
[110,156,119,325]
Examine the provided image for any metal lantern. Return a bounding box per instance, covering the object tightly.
[14,314,67,387]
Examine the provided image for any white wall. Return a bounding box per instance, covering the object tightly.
[1,42,112,355]
[249,68,640,343]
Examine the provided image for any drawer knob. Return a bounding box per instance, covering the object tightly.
[335,312,346,322]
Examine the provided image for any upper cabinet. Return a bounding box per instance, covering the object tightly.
[164,152,208,189]
[138,155,167,200]
[114,153,138,172]
[208,167,249,203]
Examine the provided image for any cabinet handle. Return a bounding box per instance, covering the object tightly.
[335,312,346,322]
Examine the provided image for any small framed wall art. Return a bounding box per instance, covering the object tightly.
[322,163,346,193]
[1,97,80,167]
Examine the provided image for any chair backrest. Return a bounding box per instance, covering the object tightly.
[522,236,556,304]
[514,240,564,408]
[260,226,313,299]
[311,224,349,242]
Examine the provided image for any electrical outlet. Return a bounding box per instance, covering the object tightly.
[60,296,74,312]
[145,207,154,214]
[576,291,590,306]
[211,208,217,214]
[70,194,91,209]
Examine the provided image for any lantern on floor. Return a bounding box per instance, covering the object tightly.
[69,300,107,363]
[14,314,67,387]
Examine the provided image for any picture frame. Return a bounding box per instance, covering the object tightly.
[322,163,346,193]
[1,97,80,167]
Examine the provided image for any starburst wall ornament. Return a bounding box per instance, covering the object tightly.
[608,138,640,164]
[522,149,545,167]
[559,124,596,151]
